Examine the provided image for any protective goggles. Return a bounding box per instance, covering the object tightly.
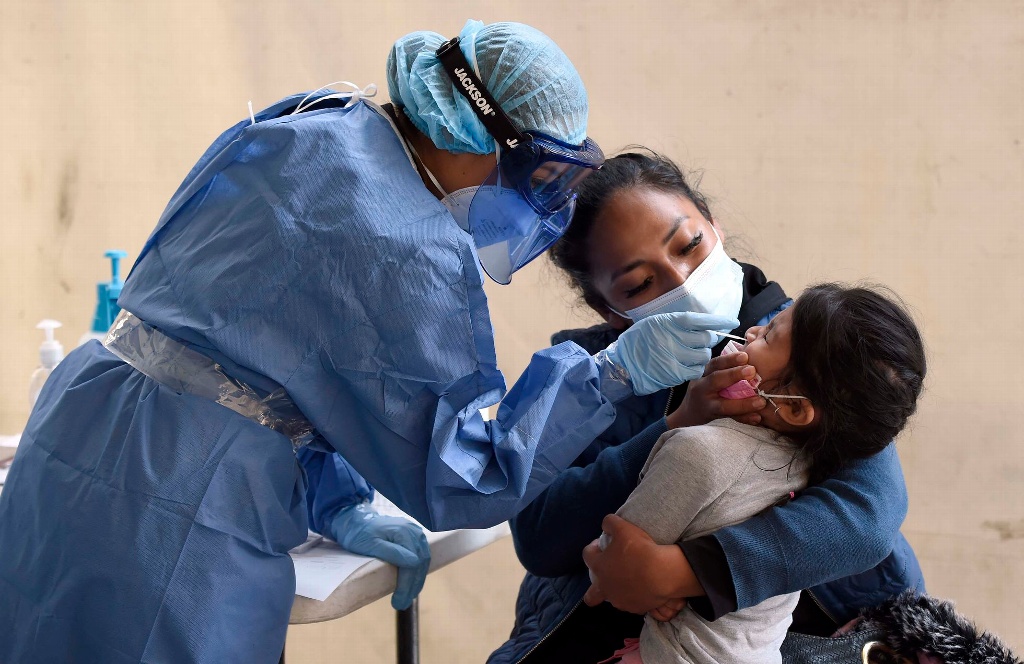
[435,37,605,284]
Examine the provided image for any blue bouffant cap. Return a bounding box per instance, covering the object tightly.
[387,19,589,154]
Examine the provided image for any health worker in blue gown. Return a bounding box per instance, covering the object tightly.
[0,20,739,663]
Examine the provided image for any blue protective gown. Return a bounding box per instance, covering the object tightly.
[0,94,617,662]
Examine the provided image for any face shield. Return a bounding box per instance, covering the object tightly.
[435,37,605,284]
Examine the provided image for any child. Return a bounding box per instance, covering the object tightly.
[600,282,927,664]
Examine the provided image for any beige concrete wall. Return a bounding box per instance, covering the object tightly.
[1,0,1021,659]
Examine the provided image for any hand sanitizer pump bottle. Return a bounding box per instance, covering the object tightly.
[30,320,64,409]
[78,250,128,346]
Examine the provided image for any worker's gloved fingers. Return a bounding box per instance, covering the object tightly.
[382,521,430,559]
[608,311,732,396]
[667,355,710,382]
[330,503,431,563]
[409,527,431,564]
[644,325,719,351]
[625,313,726,351]
[364,538,423,569]
[665,311,740,334]
[390,533,431,611]
[391,556,430,610]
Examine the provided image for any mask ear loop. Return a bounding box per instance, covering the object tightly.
[757,391,808,415]
[493,145,506,190]
[606,305,631,320]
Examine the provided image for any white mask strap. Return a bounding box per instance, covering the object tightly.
[607,305,630,319]
[758,391,808,415]
[291,81,378,115]
[758,392,808,400]
[402,135,448,198]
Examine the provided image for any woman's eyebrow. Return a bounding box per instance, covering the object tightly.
[661,215,689,245]
[610,259,645,281]
[610,215,692,281]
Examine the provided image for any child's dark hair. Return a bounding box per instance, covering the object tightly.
[783,283,926,482]
[550,149,711,313]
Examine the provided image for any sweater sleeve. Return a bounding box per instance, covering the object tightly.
[711,443,907,612]
[297,447,374,536]
[511,418,669,578]
[679,537,736,617]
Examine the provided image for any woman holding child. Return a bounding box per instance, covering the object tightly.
[488,151,927,664]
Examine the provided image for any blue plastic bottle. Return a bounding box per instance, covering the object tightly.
[78,250,128,346]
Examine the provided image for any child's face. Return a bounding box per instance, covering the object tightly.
[585,187,720,327]
[741,302,818,431]
[745,301,815,430]
[743,305,796,391]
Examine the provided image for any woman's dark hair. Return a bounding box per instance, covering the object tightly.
[550,148,711,313]
[783,283,927,482]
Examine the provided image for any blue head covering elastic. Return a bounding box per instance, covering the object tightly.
[387,19,588,154]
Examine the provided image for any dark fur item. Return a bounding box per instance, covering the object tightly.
[859,592,1021,664]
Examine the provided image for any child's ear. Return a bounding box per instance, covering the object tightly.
[776,398,815,428]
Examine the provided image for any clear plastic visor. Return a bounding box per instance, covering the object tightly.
[465,135,603,284]
[467,171,579,284]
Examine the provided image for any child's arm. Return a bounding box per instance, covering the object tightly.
[511,418,668,577]
[615,428,735,547]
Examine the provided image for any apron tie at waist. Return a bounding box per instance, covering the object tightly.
[103,310,317,450]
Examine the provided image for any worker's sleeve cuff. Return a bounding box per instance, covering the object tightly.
[593,347,634,404]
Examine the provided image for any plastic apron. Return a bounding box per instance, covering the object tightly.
[0,93,616,662]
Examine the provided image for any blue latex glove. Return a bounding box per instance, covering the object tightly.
[600,312,740,396]
[327,502,431,610]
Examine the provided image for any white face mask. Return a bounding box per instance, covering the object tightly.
[441,186,479,232]
[610,226,744,322]
[401,134,496,234]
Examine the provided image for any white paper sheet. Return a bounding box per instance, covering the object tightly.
[289,537,376,602]
[0,434,20,448]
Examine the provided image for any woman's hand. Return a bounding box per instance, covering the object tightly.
[582,515,702,614]
[666,351,766,429]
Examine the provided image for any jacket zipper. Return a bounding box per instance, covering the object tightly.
[514,598,584,664]
[805,588,839,626]
[663,386,676,418]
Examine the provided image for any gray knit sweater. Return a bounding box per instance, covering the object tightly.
[615,419,810,664]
